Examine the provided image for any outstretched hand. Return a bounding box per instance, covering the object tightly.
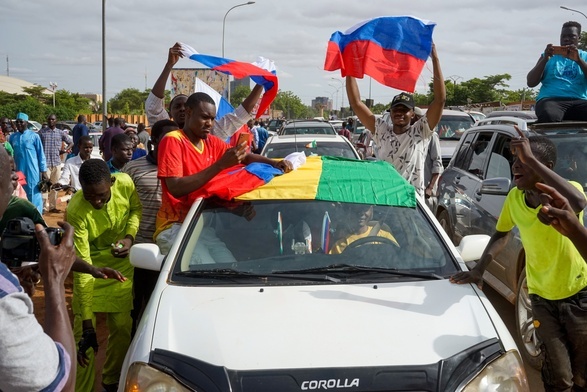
[167,42,184,67]
[449,268,484,289]
[510,125,534,164]
[536,182,584,238]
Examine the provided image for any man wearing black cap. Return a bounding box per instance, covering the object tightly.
[346,44,446,197]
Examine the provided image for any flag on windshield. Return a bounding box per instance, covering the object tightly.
[179,43,278,118]
[324,16,435,92]
[237,156,416,208]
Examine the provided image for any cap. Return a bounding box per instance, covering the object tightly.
[16,112,29,121]
[390,93,415,110]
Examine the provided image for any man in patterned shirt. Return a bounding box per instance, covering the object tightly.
[345,44,446,197]
[39,114,73,212]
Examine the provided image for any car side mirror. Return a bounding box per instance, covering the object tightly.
[479,177,511,196]
[130,243,165,271]
[457,234,490,262]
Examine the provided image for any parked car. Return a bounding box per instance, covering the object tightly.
[430,109,476,167]
[278,119,337,136]
[88,131,103,159]
[466,110,486,122]
[120,157,528,391]
[435,118,587,369]
[261,134,360,159]
[267,119,286,133]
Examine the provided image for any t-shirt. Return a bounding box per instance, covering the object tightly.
[496,182,587,300]
[329,225,398,254]
[374,114,432,197]
[155,130,228,238]
[537,51,587,101]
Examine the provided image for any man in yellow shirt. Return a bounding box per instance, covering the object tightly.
[66,159,142,392]
[330,204,398,254]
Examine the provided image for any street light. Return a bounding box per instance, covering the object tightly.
[330,78,345,111]
[222,2,255,57]
[328,84,341,115]
[221,1,255,104]
[49,82,57,107]
[560,5,587,20]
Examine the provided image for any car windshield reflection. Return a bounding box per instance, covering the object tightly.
[172,199,457,284]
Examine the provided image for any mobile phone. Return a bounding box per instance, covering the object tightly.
[237,132,251,147]
[551,46,570,57]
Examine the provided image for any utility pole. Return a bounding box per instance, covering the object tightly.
[6,55,9,77]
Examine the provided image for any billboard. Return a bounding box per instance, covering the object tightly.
[170,68,229,98]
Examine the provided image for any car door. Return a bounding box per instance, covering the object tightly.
[450,131,493,240]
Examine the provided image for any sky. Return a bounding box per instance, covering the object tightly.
[2,0,586,107]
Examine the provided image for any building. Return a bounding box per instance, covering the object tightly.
[312,96,331,111]
[0,75,52,95]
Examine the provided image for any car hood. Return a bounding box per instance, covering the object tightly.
[149,280,498,370]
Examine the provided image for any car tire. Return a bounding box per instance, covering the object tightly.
[437,209,455,245]
[515,269,543,370]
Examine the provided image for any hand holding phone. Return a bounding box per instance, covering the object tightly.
[237,132,251,148]
[551,46,570,57]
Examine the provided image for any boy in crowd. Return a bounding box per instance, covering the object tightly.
[450,127,587,391]
[107,133,133,173]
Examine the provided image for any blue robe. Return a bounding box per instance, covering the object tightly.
[9,130,47,214]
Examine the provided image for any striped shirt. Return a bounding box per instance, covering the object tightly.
[122,155,161,244]
[39,127,72,167]
[0,263,71,391]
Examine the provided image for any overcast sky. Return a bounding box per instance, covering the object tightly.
[2,0,586,106]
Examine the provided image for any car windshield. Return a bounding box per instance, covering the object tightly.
[264,142,358,159]
[171,199,458,285]
[436,115,474,140]
[282,127,336,135]
[547,131,587,191]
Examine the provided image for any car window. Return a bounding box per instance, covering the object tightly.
[452,132,476,170]
[550,135,587,191]
[436,115,475,140]
[465,133,493,178]
[282,127,335,135]
[264,142,358,159]
[171,200,457,283]
[486,135,513,180]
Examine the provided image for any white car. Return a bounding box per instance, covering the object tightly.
[261,134,360,159]
[88,132,103,159]
[119,158,528,391]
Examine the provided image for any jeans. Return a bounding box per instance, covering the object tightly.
[535,98,587,123]
[531,287,587,392]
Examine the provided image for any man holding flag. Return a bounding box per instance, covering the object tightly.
[146,42,264,140]
[326,16,446,197]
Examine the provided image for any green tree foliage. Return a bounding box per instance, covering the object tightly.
[272,90,306,119]
[230,85,251,107]
[580,31,587,51]
[370,102,389,114]
[0,87,90,122]
[108,88,149,114]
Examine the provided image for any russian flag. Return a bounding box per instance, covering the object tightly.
[179,43,278,118]
[324,16,436,92]
[195,77,234,120]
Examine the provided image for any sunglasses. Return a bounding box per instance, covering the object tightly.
[15,120,25,123]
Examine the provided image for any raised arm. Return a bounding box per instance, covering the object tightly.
[152,43,183,99]
[346,76,375,133]
[527,45,553,87]
[424,44,446,130]
[213,84,264,140]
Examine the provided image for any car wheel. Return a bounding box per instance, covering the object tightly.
[515,269,543,370]
[437,210,455,245]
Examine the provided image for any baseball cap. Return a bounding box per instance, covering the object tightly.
[390,93,415,110]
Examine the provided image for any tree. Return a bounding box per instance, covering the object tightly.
[230,85,251,107]
[580,31,587,51]
[108,88,149,114]
[271,90,306,119]
[22,86,51,105]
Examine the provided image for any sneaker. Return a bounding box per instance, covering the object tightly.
[49,208,61,213]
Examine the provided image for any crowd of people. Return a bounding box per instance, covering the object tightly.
[1,20,587,391]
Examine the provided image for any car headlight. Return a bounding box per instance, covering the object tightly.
[461,350,529,391]
[123,362,193,392]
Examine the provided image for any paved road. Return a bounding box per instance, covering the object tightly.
[483,285,544,392]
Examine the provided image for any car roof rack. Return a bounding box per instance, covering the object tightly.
[475,116,530,130]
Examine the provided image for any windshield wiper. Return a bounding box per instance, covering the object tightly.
[273,264,444,280]
[176,268,341,283]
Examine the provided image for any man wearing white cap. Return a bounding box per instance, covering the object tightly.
[9,112,48,214]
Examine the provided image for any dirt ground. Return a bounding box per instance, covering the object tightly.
[34,195,109,392]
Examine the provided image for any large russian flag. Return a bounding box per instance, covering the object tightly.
[179,43,278,118]
[324,16,436,92]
